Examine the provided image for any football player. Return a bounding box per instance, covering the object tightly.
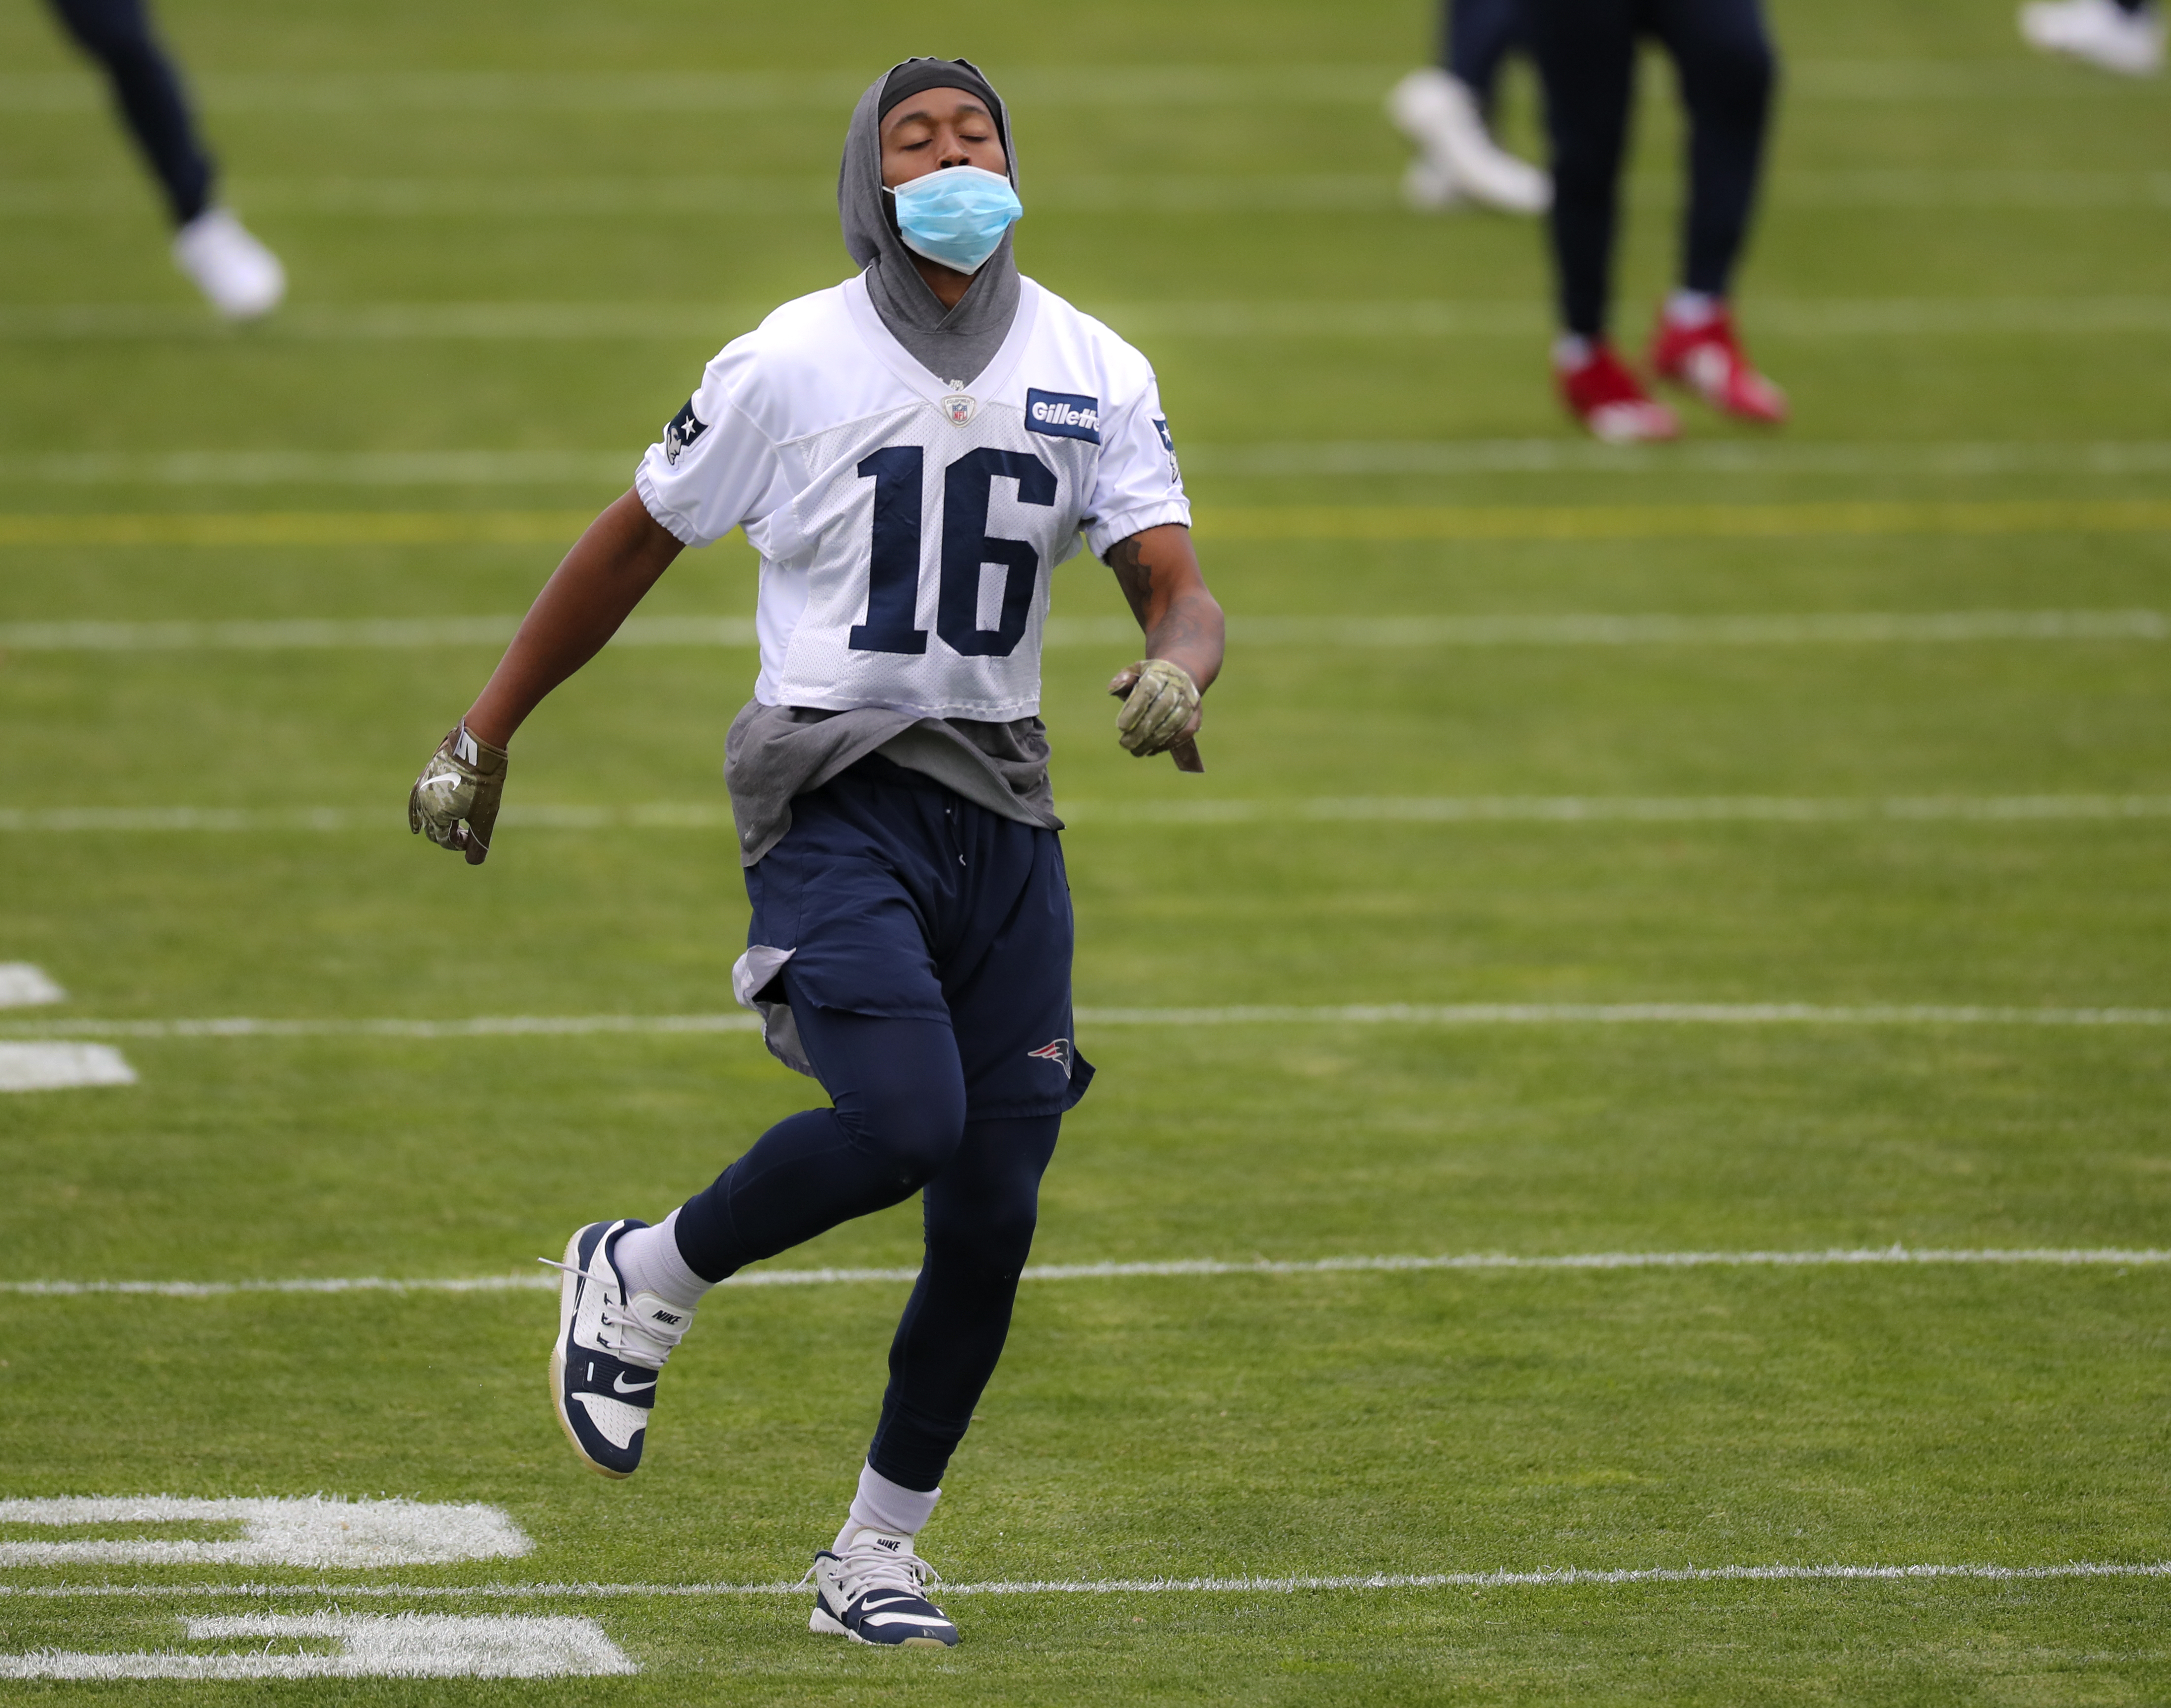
[1388,0,1552,215]
[408,57,1222,1649]
[1528,0,1788,440]
[41,0,284,318]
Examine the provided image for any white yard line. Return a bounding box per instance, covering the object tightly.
[11,171,2170,220]
[0,66,1408,117]
[1074,1002,2171,1026]
[4,1246,2164,1299]
[5,796,2170,834]
[1182,439,2171,478]
[4,1560,2166,1602]
[0,1043,134,1092]
[0,1498,529,1569]
[8,442,2171,484]
[0,62,2123,116]
[0,1614,636,1680]
[0,615,703,650]
[1065,796,2171,824]
[0,449,633,485]
[5,299,2170,342]
[0,963,65,1007]
[3,609,2163,651]
[0,1013,761,1040]
[4,1004,2169,1046]
[1210,612,2171,644]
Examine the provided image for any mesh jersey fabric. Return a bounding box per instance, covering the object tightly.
[634,273,1189,723]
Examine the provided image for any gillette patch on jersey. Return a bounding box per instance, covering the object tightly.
[1025,389,1101,444]
[663,400,708,465]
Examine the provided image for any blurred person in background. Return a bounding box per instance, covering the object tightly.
[43,0,284,318]
[1389,0,1552,213]
[2020,0,2163,74]
[1528,0,1787,440]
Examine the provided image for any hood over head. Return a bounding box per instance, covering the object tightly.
[838,57,1020,387]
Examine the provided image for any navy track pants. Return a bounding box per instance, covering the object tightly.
[46,0,213,226]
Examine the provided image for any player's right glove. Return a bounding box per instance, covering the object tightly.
[407,722,508,866]
[1109,658,1201,757]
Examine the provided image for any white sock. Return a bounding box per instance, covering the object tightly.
[1553,333,1595,369]
[611,1209,712,1310]
[834,1462,941,1552]
[1665,289,1722,329]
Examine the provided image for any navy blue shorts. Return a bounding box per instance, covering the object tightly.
[742,754,1093,1121]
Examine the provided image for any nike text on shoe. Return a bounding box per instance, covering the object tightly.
[543,1219,696,1478]
[170,209,286,321]
[1648,308,1788,425]
[1556,341,1681,443]
[809,1529,960,1648]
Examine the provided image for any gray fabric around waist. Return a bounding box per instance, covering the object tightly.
[723,699,1060,866]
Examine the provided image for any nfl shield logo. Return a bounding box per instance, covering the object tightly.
[942,393,979,427]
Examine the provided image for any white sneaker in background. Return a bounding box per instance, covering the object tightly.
[171,208,287,320]
[1387,66,1552,216]
[1401,154,1465,211]
[2019,0,2164,73]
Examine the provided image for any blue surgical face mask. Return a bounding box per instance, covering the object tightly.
[886,165,1022,275]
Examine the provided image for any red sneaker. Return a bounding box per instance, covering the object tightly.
[1648,308,1788,425]
[1556,342,1681,443]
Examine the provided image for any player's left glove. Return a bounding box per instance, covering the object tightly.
[1109,658,1201,757]
[407,722,508,866]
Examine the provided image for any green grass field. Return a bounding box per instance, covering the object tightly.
[4,0,2171,1700]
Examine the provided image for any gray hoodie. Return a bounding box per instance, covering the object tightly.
[719,60,1057,867]
[837,57,1023,387]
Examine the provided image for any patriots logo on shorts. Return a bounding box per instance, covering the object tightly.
[663,400,708,465]
[1026,1037,1074,1077]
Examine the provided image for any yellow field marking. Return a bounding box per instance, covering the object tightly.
[0,512,593,547]
[1193,500,2171,541]
[3,500,2171,548]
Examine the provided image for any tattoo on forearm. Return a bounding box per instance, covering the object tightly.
[1105,534,1155,628]
[1106,527,1222,691]
[1149,594,1209,659]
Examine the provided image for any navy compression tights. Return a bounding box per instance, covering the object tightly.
[46,0,213,226]
[1526,0,1776,335]
[671,983,1061,1493]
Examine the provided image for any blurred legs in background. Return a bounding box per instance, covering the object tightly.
[1527,0,1784,440]
[44,0,284,318]
[1388,0,1552,214]
[2019,0,2164,75]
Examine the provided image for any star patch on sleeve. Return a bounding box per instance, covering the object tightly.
[663,399,709,465]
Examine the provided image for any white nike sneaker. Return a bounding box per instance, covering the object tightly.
[808,1528,959,1647]
[171,208,286,320]
[543,1219,696,1478]
[2020,0,2164,72]
[1387,67,1552,215]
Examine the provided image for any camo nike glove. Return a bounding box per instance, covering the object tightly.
[407,722,508,866]
[1110,657,1202,757]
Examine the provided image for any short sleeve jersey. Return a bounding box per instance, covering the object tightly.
[636,274,1189,722]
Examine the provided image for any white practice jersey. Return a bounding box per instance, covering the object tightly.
[636,274,1189,722]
